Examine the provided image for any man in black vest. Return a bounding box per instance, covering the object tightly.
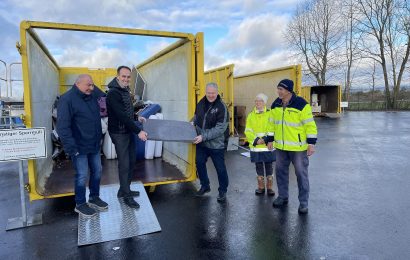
[107,66,147,209]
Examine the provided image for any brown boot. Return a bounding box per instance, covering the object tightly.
[255,176,265,195]
[266,175,275,196]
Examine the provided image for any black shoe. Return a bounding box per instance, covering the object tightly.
[298,205,308,214]
[117,190,140,198]
[217,192,226,202]
[196,186,211,196]
[267,189,275,196]
[255,188,265,195]
[88,197,109,211]
[124,197,140,209]
[75,203,97,217]
[272,197,288,208]
[130,190,140,197]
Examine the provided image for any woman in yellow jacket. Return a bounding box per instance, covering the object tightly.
[245,93,276,195]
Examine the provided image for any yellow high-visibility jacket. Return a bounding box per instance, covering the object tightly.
[245,106,274,152]
[270,94,317,151]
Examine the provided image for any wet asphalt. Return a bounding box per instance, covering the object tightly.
[1,111,410,259]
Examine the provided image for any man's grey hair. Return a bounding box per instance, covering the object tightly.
[75,74,91,84]
[206,82,218,91]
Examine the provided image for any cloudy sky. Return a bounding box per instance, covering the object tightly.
[0,0,302,98]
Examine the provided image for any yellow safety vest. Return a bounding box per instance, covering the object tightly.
[270,95,317,151]
[245,106,274,152]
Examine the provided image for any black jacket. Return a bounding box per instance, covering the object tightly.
[194,95,229,149]
[57,85,104,156]
[106,78,142,135]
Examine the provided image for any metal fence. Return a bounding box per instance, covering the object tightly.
[0,104,25,129]
[348,100,410,110]
[346,88,410,111]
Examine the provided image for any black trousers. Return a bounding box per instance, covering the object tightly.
[110,133,136,196]
[255,162,273,176]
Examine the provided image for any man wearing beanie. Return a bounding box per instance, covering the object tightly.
[268,79,317,214]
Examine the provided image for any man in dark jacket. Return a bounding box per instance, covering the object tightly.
[57,74,108,218]
[193,82,230,202]
[107,66,147,209]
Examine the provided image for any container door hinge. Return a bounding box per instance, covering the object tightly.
[194,39,200,52]
[25,183,31,193]
[20,114,26,124]
[16,42,22,55]
[194,81,200,94]
[195,80,200,89]
[149,185,156,193]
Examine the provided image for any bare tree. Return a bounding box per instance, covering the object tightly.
[286,0,345,85]
[342,0,363,102]
[371,60,377,109]
[355,0,410,109]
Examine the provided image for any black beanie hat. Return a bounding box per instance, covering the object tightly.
[277,79,294,93]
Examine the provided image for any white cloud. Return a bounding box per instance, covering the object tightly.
[205,12,294,74]
[54,47,139,68]
[205,49,296,76]
[215,13,290,60]
[2,0,151,27]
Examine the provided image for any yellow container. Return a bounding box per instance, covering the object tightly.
[233,65,302,137]
[19,21,204,200]
[233,65,302,115]
[302,85,342,116]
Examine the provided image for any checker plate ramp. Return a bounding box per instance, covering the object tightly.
[78,182,161,246]
[143,119,197,142]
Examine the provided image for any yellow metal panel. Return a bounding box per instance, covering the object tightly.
[59,67,116,94]
[188,32,205,182]
[234,65,302,116]
[195,33,205,101]
[19,24,39,201]
[204,64,234,135]
[301,86,311,103]
[21,21,194,39]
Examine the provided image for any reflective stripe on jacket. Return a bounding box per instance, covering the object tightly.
[245,106,274,152]
[270,94,317,151]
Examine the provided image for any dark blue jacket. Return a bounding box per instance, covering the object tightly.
[57,85,105,156]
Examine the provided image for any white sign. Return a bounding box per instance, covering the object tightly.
[340,102,349,108]
[0,128,46,161]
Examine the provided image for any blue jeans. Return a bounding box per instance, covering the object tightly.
[275,149,310,207]
[196,145,229,193]
[71,152,102,205]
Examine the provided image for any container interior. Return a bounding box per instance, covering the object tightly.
[25,28,195,197]
[310,85,339,113]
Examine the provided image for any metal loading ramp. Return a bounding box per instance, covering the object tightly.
[78,182,161,246]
